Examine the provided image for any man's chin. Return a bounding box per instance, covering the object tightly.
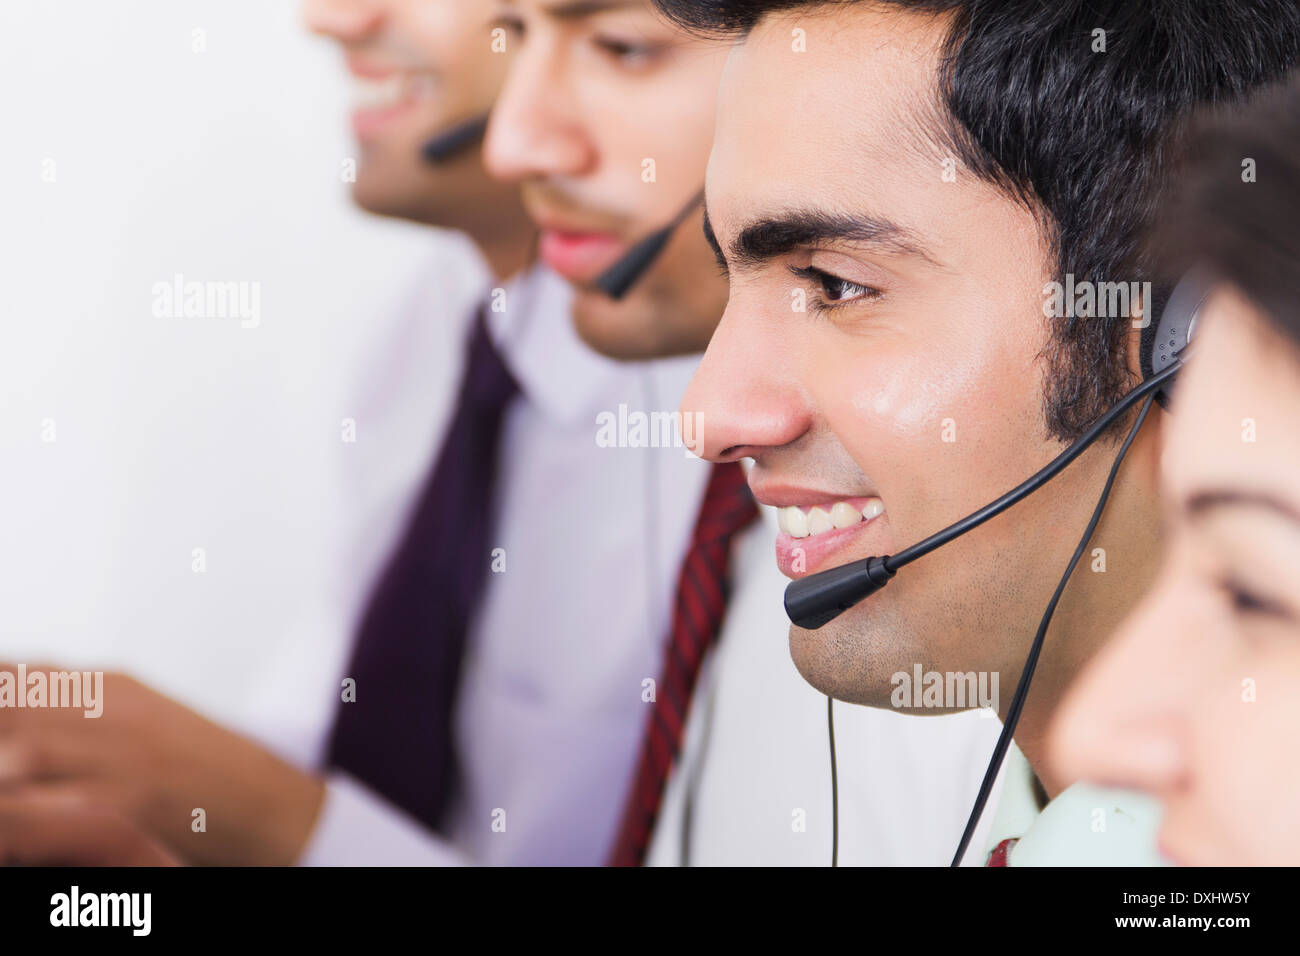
[787,621,897,709]
[571,287,715,362]
[350,174,428,223]
[570,290,665,361]
[349,141,455,223]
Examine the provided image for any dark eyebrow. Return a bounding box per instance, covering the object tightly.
[498,0,645,19]
[1185,488,1300,528]
[722,206,938,272]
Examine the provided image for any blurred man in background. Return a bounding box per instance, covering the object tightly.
[318,0,531,276]
[0,0,540,865]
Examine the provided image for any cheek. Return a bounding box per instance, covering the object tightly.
[851,360,949,438]
[818,343,1024,520]
[592,134,704,225]
[442,60,497,112]
[1198,646,1300,861]
[814,354,943,549]
[845,328,1027,442]
[596,102,713,212]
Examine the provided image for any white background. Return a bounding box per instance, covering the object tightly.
[0,0,450,760]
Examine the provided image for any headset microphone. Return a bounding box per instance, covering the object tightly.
[593,191,704,300]
[420,113,490,165]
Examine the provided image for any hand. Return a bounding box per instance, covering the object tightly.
[0,667,325,865]
[0,794,180,866]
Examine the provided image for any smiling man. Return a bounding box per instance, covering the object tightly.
[484,0,1010,866]
[317,0,532,274]
[654,0,1299,860]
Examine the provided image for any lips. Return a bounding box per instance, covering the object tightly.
[346,61,439,140]
[537,228,629,282]
[756,493,888,580]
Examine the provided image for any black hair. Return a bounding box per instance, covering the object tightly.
[653,0,1300,440]
[1156,74,1300,352]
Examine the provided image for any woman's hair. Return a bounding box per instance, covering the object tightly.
[1158,73,1300,348]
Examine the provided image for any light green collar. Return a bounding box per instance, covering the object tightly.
[982,745,1170,866]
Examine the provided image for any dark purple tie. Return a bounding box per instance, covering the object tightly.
[326,306,518,831]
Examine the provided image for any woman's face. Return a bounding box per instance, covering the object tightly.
[1050,284,1300,866]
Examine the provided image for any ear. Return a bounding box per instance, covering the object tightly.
[1118,288,1167,486]
[1125,287,1152,382]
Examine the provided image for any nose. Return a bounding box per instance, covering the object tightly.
[302,0,382,41]
[1049,565,1193,799]
[681,302,810,463]
[484,39,595,182]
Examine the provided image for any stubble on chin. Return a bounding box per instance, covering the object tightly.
[787,616,902,709]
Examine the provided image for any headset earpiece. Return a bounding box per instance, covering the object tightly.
[1139,269,1207,408]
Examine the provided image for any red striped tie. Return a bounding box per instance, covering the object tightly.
[608,461,759,866]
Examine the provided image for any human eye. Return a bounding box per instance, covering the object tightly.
[490,13,526,40]
[789,264,882,313]
[592,33,669,69]
[1219,575,1293,621]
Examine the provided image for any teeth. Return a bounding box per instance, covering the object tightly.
[782,506,810,538]
[778,497,884,539]
[353,72,437,110]
[807,507,832,535]
[353,75,405,110]
[829,501,862,529]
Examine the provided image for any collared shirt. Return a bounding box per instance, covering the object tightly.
[980,746,1169,866]
[302,249,709,864]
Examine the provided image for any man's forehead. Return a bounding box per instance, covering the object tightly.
[718,4,956,176]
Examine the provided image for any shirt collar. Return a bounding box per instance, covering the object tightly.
[487,264,681,427]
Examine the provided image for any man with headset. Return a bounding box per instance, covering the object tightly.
[652,0,1299,863]
[483,0,1006,865]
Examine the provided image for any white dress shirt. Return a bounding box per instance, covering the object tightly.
[302,250,710,864]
